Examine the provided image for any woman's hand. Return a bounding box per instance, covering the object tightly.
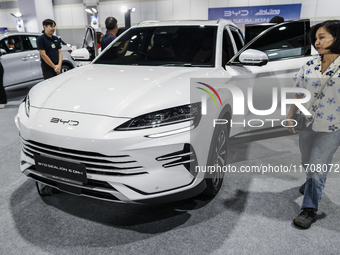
[286,118,298,133]
[286,93,304,134]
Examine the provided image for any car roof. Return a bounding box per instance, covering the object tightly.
[0,32,42,40]
[135,19,237,28]
[0,32,69,45]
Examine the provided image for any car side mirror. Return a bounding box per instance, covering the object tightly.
[0,49,6,55]
[71,48,90,61]
[239,49,268,66]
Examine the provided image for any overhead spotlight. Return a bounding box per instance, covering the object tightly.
[85,8,93,14]
[91,8,98,14]
[121,6,128,13]
[131,7,136,13]
[10,12,22,18]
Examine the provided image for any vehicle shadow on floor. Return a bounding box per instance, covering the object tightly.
[9,177,251,249]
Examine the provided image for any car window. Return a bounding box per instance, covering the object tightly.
[245,21,310,60]
[94,26,217,67]
[2,36,25,53]
[27,36,38,49]
[244,23,275,44]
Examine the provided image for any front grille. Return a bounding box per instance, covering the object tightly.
[22,138,147,176]
[29,173,120,201]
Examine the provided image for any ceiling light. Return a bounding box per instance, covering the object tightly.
[85,9,93,14]
[121,6,128,13]
[10,12,22,18]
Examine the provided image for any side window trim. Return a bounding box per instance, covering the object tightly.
[224,26,238,55]
[229,26,245,51]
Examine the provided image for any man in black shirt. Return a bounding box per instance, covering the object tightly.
[101,17,118,50]
[0,50,7,109]
[37,19,62,79]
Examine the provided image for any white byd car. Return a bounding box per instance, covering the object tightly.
[15,19,313,204]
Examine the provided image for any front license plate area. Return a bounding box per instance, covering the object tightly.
[34,154,88,184]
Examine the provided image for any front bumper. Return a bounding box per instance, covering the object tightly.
[16,105,207,204]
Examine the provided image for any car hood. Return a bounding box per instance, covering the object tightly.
[30,64,218,118]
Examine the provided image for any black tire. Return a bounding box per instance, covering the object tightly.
[203,121,229,197]
[61,64,71,73]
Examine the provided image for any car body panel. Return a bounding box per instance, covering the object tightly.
[16,19,313,204]
[30,64,227,118]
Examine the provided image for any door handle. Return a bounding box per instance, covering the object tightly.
[22,57,29,61]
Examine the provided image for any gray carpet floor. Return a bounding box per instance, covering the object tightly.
[1,88,340,255]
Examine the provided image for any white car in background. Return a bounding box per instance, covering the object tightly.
[15,19,312,204]
[0,32,76,90]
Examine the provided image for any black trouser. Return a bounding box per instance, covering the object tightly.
[0,62,7,104]
[41,61,57,80]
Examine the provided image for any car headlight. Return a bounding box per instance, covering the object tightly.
[115,103,201,131]
[25,94,30,118]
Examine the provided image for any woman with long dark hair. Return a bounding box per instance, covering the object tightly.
[287,20,340,229]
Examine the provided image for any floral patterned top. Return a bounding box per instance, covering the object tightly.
[293,55,340,132]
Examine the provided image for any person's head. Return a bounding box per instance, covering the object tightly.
[42,19,56,37]
[270,16,284,23]
[105,17,118,34]
[311,20,340,54]
[8,39,15,46]
[96,31,103,44]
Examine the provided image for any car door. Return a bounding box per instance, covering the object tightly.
[25,35,43,81]
[71,26,97,66]
[82,26,97,61]
[0,35,33,87]
[227,19,313,134]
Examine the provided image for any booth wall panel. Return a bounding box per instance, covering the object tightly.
[173,0,190,20]
[71,5,86,27]
[156,0,173,21]
[190,0,209,20]
[140,1,157,21]
[53,0,83,5]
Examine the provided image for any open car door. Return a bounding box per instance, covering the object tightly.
[71,26,97,64]
[226,19,312,135]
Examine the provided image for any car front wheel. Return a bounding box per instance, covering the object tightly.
[203,121,229,197]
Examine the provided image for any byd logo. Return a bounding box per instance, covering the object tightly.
[224,10,249,17]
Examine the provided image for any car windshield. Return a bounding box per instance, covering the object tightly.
[94,26,217,67]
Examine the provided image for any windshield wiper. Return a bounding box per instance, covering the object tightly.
[161,63,192,67]
[161,63,214,67]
